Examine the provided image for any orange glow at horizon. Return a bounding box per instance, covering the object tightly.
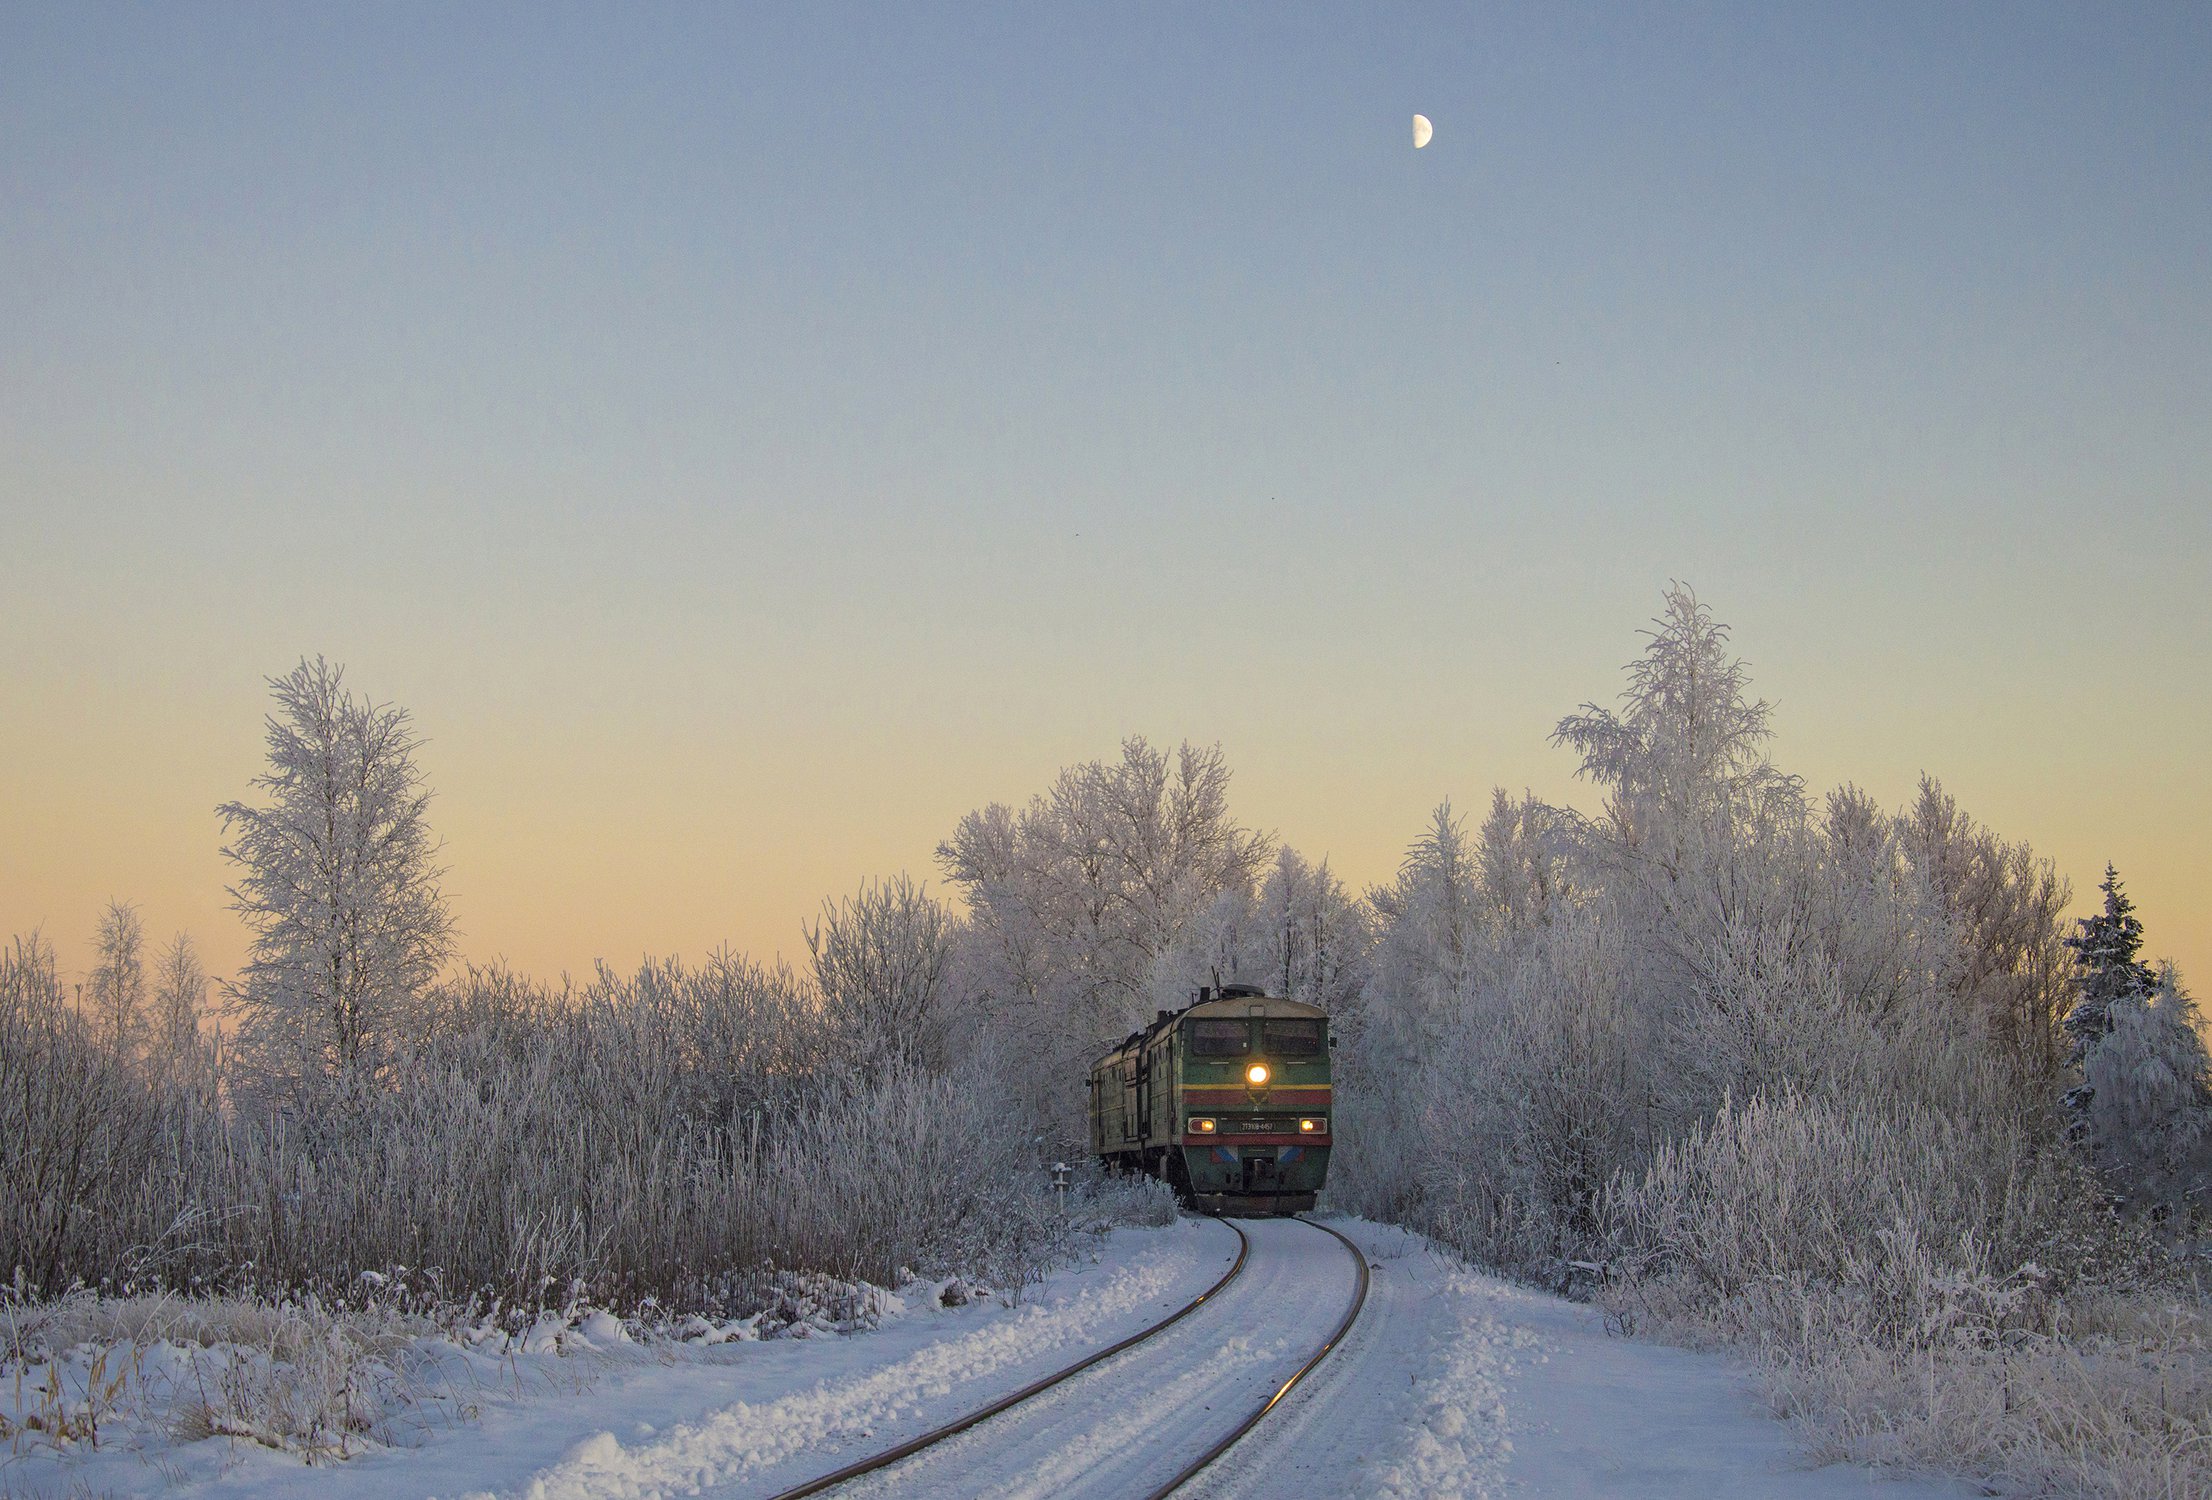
[5,596,2205,1025]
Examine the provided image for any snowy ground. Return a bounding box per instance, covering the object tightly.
[3,1217,1979,1500]
[1191,1219,1979,1500]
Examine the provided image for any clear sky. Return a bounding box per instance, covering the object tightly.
[4,4,2207,996]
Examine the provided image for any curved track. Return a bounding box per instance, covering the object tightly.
[768,1216,1366,1500]
[764,1220,1251,1500]
[1143,1217,1369,1498]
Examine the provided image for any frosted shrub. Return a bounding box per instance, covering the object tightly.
[2080,966,2212,1219]
[1066,1169,1180,1232]
[0,935,218,1293]
[1771,1305,2212,1500]
[1598,1090,2211,1498]
[1,949,1079,1327]
[1395,904,1640,1276]
[1597,1091,2083,1349]
[745,1055,1070,1289]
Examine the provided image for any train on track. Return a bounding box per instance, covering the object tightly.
[1087,985,1333,1214]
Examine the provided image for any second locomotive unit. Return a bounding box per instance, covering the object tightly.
[1087,985,1333,1214]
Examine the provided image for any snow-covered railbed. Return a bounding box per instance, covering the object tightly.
[803,1215,1361,1500]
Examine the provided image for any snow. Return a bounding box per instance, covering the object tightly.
[572,1312,630,1348]
[817,1216,1358,1498]
[3,1218,1976,1499]
[0,1219,1237,1500]
[1194,1219,1975,1500]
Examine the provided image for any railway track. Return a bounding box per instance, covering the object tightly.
[1143,1217,1369,1499]
[763,1216,1367,1500]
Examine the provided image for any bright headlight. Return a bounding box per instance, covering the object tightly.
[1189,1117,1217,1134]
[1299,1117,1326,1134]
[1245,1062,1270,1086]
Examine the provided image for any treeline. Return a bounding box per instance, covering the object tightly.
[0,662,1135,1321]
[924,592,2210,1268]
[1,939,1080,1316]
[1332,592,2208,1268]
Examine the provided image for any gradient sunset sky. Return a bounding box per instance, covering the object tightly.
[5,5,2207,996]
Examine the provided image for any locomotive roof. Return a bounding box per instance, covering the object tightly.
[1094,992,1329,1064]
[1182,994,1327,1022]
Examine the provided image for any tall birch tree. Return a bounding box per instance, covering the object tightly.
[86,898,148,1057]
[218,657,452,1097]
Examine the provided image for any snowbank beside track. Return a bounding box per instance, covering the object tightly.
[0,1220,1237,1500]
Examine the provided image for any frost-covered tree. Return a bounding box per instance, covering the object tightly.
[1338,587,2035,1274]
[1545,590,1833,1126]
[1157,847,1371,1018]
[1241,848,1370,1011]
[808,874,957,1071]
[86,898,148,1057]
[1809,786,1964,1028]
[2061,866,2159,1122]
[218,657,453,1097]
[1,932,66,1022]
[1551,583,1803,869]
[1477,788,1571,935]
[939,737,1271,1034]
[2080,965,2212,1220]
[938,737,1273,1143]
[1903,776,2072,1079]
[1364,803,1484,1049]
[1334,804,1490,1221]
[151,931,208,1060]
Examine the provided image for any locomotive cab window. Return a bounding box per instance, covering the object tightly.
[1261,1019,1323,1057]
[1190,1019,1251,1057]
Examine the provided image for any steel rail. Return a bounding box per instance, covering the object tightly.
[764,1218,1252,1500]
[1143,1216,1371,1500]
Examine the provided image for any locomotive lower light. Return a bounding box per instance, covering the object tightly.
[1245,1062,1270,1086]
[1299,1117,1325,1134]
[1190,1118,1217,1134]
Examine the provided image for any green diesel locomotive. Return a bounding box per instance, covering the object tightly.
[1086,985,1333,1215]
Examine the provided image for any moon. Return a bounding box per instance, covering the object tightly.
[1412,114,1433,149]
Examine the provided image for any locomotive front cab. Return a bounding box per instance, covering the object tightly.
[1172,990,1332,1215]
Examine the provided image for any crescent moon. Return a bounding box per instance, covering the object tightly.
[1412,114,1433,149]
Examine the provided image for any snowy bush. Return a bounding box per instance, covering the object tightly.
[1596,1091,2097,1349]
[1064,1167,1181,1232]
[1593,1090,2209,1498]
[0,945,1080,1330]
[2079,964,2212,1220]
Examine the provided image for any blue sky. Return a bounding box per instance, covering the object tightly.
[5,4,2208,984]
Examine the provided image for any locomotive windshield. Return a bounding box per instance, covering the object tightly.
[1262,1018,1323,1056]
[1190,1019,1252,1056]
